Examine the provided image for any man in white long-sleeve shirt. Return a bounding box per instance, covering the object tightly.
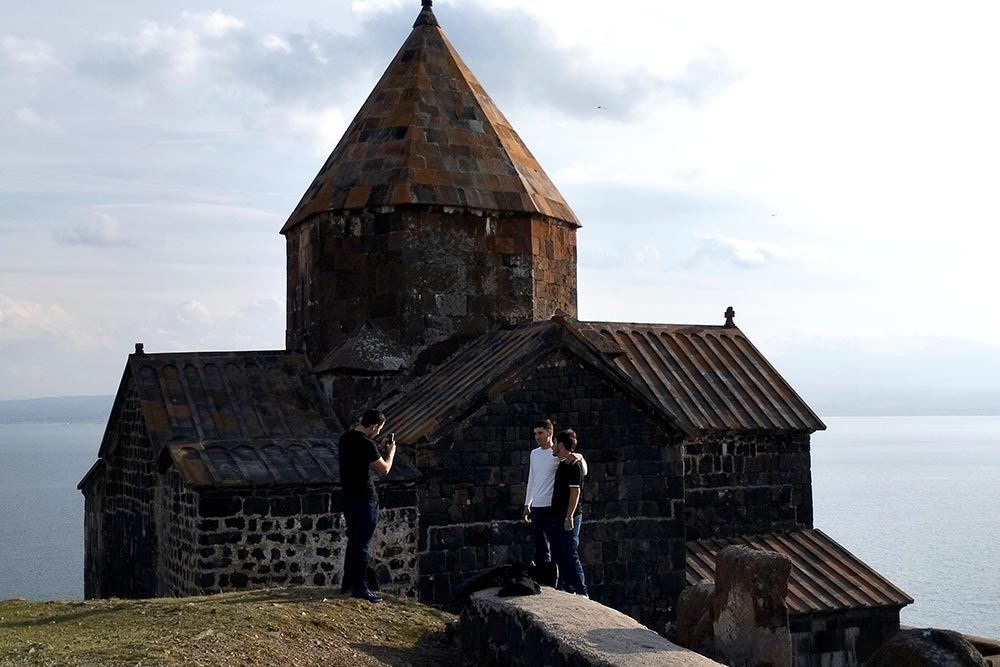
[522,419,586,586]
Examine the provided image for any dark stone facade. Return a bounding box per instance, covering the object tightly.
[285,208,578,372]
[82,378,420,599]
[160,484,419,597]
[411,354,686,634]
[682,431,812,540]
[791,608,903,667]
[82,380,158,599]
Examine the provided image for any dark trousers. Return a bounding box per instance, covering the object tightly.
[529,506,557,587]
[548,514,587,596]
[342,499,378,594]
[529,506,554,563]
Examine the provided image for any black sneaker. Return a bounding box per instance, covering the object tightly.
[351,589,382,603]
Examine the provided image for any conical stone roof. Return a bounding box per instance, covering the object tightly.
[281,3,579,233]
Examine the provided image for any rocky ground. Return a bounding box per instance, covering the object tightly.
[0,588,462,667]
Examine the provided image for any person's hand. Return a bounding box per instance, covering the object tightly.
[564,516,574,532]
[569,452,582,464]
[522,507,531,523]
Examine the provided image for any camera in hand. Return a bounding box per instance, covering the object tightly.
[387,432,395,445]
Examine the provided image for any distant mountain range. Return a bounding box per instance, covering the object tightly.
[1,386,996,425]
[0,396,114,423]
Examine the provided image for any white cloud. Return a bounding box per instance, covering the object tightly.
[0,35,58,69]
[181,10,246,38]
[286,105,350,153]
[585,243,665,272]
[682,234,793,269]
[670,47,743,106]
[13,106,60,130]
[262,35,292,54]
[0,295,72,343]
[145,298,284,351]
[54,214,137,247]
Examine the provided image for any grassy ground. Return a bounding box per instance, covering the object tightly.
[0,588,461,667]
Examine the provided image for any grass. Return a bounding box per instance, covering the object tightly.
[0,588,460,667]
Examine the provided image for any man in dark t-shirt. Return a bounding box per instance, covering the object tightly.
[338,409,395,602]
[548,428,588,597]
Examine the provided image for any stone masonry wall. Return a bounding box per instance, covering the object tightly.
[790,608,902,667]
[155,467,200,597]
[83,379,159,599]
[683,432,812,540]
[414,354,686,634]
[285,208,577,369]
[160,484,419,598]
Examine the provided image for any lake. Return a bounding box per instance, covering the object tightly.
[0,416,996,637]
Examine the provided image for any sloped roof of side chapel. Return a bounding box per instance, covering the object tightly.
[281,1,579,233]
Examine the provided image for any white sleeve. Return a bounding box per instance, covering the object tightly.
[579,454,589,476]
[524,452,537,505]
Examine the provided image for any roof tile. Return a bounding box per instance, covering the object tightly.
[282,6,578,232]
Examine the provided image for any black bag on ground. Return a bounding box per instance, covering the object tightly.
[455,562,541,598]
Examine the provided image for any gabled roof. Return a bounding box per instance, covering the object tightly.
[377,317,683,445]
[586,322,825,433]
[314,322,407,374]
[281,3,579,233]
[83,347,423,492]
[160,438,420,490]
[686,529,913,614]
[99,350,343,460]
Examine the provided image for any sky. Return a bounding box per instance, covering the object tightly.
[1,0,998,412]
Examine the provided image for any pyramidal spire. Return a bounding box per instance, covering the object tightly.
[414,0,438,28]
[282,0,579,233]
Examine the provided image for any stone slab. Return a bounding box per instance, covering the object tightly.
[463,587,721,667]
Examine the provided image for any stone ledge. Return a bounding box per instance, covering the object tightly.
[460,587,722,667]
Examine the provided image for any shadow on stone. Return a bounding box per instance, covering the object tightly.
[585,627,696,655]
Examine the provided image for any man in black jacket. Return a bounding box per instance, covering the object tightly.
[338,409,395,602]
[549,428,588,598]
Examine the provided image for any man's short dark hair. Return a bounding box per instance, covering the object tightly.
[555,429,577,451]
[360,409,386,427]
[533,419,554,431]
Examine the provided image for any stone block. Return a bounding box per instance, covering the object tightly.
[871,629,988,667]
[199,496,242,518]
[243,497,269,516]
[270,496,301,517]
[712,545,792,667]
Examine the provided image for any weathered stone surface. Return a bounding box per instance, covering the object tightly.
[790,607,903,667]
[286,209,578,383]
[870,628,988,667]
[163,486,419,598]
[712,545,792,667]
[461,587,722,667]
[676,581,715,657]
[81,379,158,599]
[415,354,687,635]
[682,432,812,540]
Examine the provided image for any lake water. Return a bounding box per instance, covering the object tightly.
[0,416,996,637]
[812,416,999,638]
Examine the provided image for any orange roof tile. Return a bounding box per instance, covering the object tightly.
[282,3,579,233]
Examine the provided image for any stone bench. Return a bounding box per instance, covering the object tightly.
[459,588,722,667]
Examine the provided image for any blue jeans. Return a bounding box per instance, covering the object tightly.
[343,499,378,594]
[548,514,587,596]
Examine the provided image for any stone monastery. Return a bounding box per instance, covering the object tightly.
[79,3,913,665]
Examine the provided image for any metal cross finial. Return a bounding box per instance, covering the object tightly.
[724,306,736,328]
